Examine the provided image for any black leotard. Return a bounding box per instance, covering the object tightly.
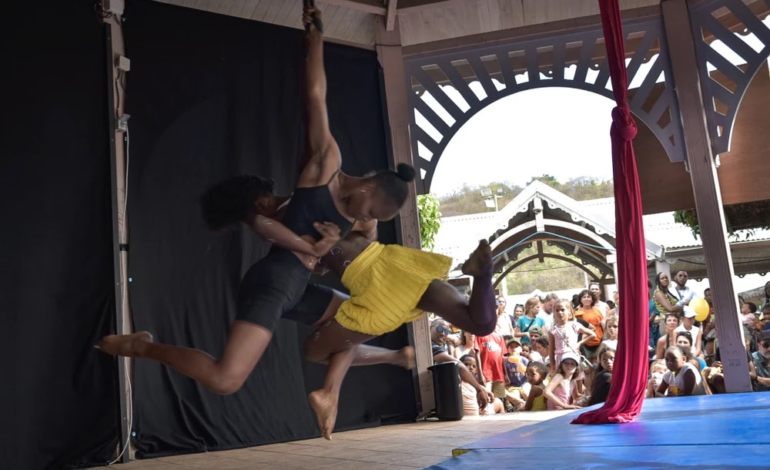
[236,183,353,332]
[281,184,353,240]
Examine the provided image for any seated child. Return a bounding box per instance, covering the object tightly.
[523,361,549,411]
[460,355,504,416]
[504,338,530,411]
[654,346,705,397]
[521,343,532,361]
[530,336,549,366]
[646,360,668,398]
[588,347,614,405]
[544,352,583,410]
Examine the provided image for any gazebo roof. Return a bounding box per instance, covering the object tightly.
[436,181,664,279]
[435,181,770,280]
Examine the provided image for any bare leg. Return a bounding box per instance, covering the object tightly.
[417,240,496,335]
[304,318,415,439]
[309,346,356,440]
[97,321,272,395]
[310,289,415,368]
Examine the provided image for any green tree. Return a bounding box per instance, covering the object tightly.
[438,176,614,217]
[417,194,442,251]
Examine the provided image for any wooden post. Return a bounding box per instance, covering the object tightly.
[661,0,751,392]
[375,17,435,416]
[103,6,134,461]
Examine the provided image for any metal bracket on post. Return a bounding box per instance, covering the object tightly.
[104,24,130,463]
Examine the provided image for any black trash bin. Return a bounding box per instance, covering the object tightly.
[428,362,463,421]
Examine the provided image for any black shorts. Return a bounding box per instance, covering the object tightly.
[283,283,335,326]
[236,249,312,332]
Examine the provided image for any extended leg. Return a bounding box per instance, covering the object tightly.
[417,240,496,335]
[97,321,272,395]
[303,318,414,439]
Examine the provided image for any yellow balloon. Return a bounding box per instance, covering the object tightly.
[690,296,709,321]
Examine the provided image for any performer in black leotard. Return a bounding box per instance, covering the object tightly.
[96,4,415,396]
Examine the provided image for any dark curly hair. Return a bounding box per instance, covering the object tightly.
[578,289,597,307]
[200,175,275,231]
[368,163,416,208]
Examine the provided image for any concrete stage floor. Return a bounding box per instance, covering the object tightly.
[88,410,571,470]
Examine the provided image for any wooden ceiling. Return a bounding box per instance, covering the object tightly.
[155,0,663,48]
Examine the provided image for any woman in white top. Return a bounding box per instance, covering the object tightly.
[495,295,515,337]
[654,346,705,397]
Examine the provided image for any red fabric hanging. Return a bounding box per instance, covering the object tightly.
[571,0,649,424]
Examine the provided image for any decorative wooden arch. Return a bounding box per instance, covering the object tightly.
[688,0,770,156]
[492,252,603,289]
[403,14,685,194]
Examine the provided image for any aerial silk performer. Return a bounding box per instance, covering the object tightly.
[572,0,649,424]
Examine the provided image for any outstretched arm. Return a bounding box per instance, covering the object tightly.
[247,215,340,257]
[297,6,341,188]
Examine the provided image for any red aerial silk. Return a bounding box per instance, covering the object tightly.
[572,0,649,424]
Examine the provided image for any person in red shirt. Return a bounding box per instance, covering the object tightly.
[475,331,508,400]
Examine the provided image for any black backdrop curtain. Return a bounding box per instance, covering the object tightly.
[124,0,415,457]
[0,1,120,469]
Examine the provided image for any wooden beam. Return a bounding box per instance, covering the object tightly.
[375,17,434,417]
[386,0,398,31]
[661,0,752,393]
[402,5,660,58]
[397,0,478,15]
[322,0,386,16]
[537,240,545,263]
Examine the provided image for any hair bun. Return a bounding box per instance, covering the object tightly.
[396,163,416,182]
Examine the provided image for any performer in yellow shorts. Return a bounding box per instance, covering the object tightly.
[291,231,496,440]
[335,241,453,336]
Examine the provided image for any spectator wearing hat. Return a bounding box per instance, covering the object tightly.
[529,325,544,344]
[503,338,529,410]
[750,326,770,392]
[675,306,703,359]
[544,352,583,410]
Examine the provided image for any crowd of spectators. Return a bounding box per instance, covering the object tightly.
[429,278,770,416]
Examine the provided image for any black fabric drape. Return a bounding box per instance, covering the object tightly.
[0,2,119,469]
[124,0,415,457]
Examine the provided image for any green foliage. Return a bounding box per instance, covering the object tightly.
[417,194,442,251]
[675,201,770,241]
[503,244,600,294]
[438,175,615,217]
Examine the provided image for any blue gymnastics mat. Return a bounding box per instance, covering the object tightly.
[427,392,770,470]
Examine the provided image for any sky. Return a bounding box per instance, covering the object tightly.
[429,87,615,197]
[421,25,765,197]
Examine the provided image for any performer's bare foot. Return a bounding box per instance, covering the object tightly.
[309,389,338,440]
[461,239,492,277]
[95,331,153,358]
[395,346,416,369]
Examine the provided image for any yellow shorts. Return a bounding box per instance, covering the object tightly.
[335,242,452,336]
